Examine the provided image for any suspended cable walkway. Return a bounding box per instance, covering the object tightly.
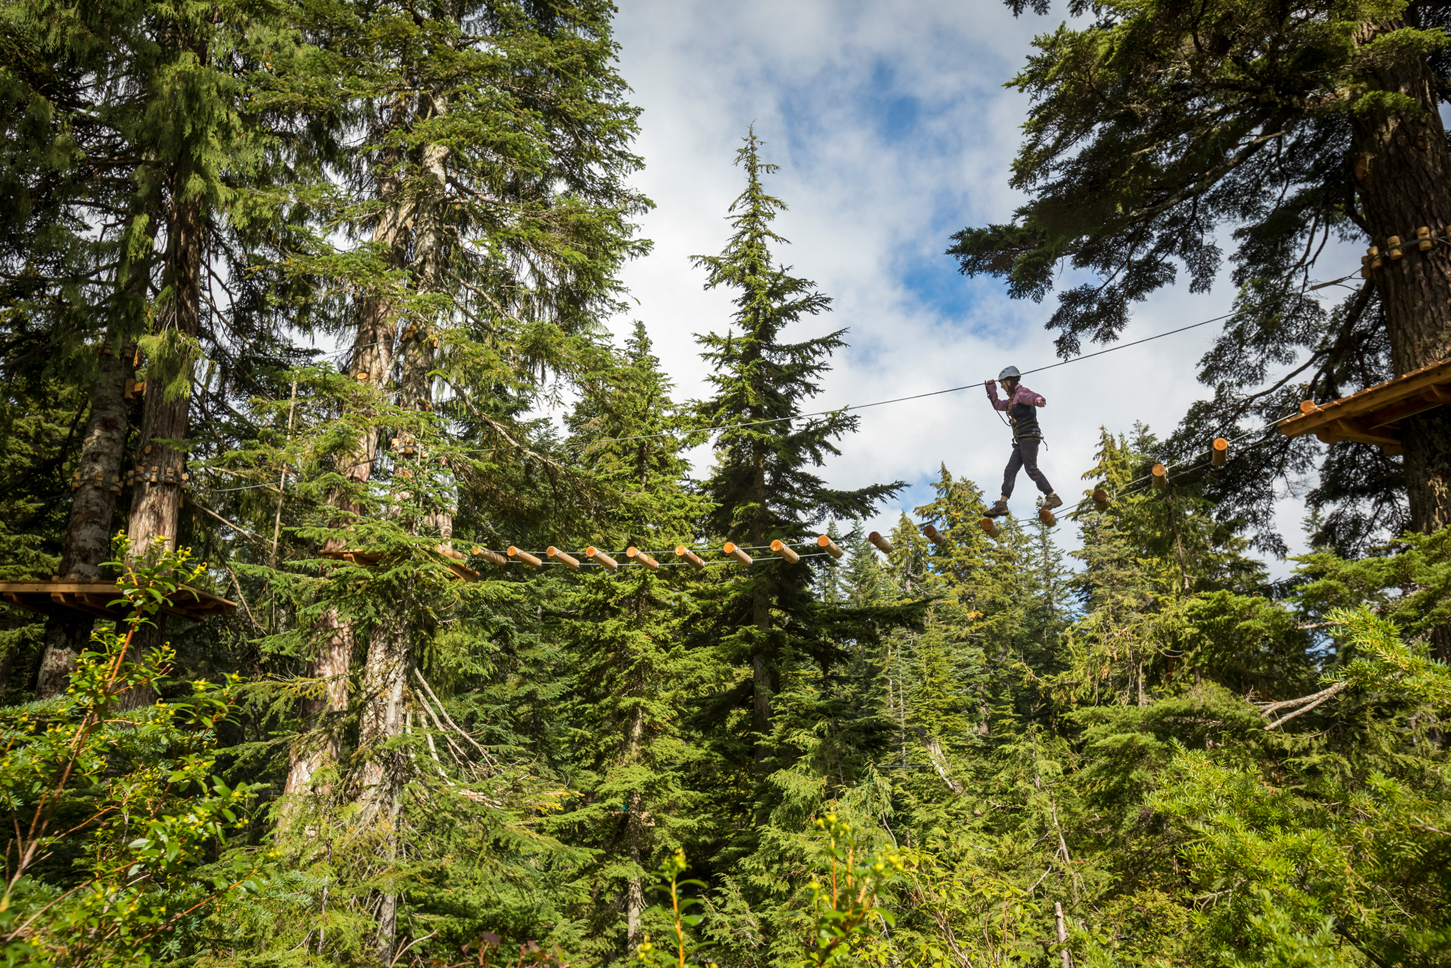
[60,249,1451,590]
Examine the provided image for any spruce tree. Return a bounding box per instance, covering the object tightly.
[680,133,917,964]
[242,1,652,960]
[268,0,650,803]
[551,323,714,960]
[692,128,902,767]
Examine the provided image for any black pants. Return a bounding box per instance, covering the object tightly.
[1001,437,1052,499]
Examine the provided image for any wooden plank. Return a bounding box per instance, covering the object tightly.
[1423,385,1451,406]
[1281,359,1451,439]
[0,581,235,622]
[1315,418,1403,452]
[444,560,479,582]
[1,581,116,594]
[1360,387,1451,430]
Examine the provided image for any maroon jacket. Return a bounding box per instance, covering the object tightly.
[986,382,1045,439]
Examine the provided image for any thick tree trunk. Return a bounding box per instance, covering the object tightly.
[392,90,446,533]
[355,86,452,962]
[281,146,407,804]
[1352,27,1451,660]
[1352,33,1451,537]
[357,614,407,967]
[280,612,353,800]
[120,179,205,710]
[36,342,134,698]
[357,617,409,800]
[354,95,447,802]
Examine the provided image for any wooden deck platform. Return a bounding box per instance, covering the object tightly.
[320,544,479,582]
[0,580,237,621]
[1278,358,1451,456]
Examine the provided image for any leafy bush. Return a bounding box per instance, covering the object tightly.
[0,539,261,967]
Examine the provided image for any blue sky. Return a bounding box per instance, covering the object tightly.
[604,0,1334,567]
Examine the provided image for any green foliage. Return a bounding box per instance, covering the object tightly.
[6,2,1451,965]
[1294,528,1451,642]
[0,539,259,967]
[637,818,905,968]
[1147,610,1451,966]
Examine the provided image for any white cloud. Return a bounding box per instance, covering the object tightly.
[609,0,1325,574]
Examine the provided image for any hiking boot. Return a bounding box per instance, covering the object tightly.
[1042,492,1063,510]
[984,499,1010,518]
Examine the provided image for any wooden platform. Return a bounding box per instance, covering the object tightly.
[320,544,479,582]
[1278,358,1451,456]
[0,580,237,621]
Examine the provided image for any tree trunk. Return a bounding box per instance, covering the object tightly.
[36,342,134,698]
[357,614,407,966]
[357,616,409,801]
[355,82,452,961]
[1352,29,1451,538]
[1351,24,1451,660]
[750,438,774,765]
[281,143,407,804]
[280,612,353,801]
[354,89,447,800]
[624,705,647,955]
[1054,902,1073,968]
[372,782,403,965]
[120,173,205,710]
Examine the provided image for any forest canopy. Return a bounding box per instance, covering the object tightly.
[2,1,1450,967]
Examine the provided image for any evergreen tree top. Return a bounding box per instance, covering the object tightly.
[692,128,901,542]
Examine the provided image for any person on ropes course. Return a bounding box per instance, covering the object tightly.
[983,366,1061,518]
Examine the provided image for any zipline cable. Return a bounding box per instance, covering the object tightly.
[591,312,1236,446]
[1095,403,1305,508]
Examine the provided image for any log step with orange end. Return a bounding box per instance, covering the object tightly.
[979,518,1002,540]
[507,546,542,569]
[1092,488,1109,512]
[675,545,705,570]
[770,539,800,563]
[1212,437,1228,467]
[868,531,893,554]
[816,535,844,559]
[1039,507,1057,527]
[472,546,509,568]
[1152,464,1168,490]
[547,547,580,570]
[585,547,618,572]
[723,542,752,566]
[921,524,949,549]
[626,547,659,571]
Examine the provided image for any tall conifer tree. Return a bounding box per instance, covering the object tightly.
[537,324,716,959]
[692,129,901,766]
